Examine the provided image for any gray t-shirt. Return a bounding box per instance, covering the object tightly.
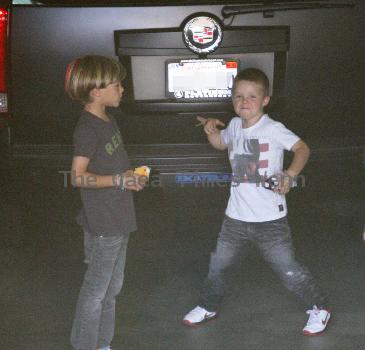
[73,110,137,236]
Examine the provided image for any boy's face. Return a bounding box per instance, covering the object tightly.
[99,81,124,107]
[232,80,270,128]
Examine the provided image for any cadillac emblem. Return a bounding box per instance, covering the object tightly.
[182,14,223,55]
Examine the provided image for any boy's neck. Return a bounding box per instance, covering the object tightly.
[84,103,109,121]
[241,113,265,129]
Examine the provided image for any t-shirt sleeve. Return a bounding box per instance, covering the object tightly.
[271,122,300,151]
[73,122,97,159]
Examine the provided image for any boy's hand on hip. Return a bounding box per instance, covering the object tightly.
[273,172,293,195]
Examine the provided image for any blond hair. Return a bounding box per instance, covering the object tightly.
[64,55,126,104]
[232,68,270,97]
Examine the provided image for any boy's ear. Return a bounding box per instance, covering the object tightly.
[89,88,101,99]
[263,95,270,106]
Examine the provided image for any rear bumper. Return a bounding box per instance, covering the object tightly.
[4,138,365,188]
[6,143,230,186]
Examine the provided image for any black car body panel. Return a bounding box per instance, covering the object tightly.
[2,0,364,186]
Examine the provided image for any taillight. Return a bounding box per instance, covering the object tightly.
[0,8,8,113]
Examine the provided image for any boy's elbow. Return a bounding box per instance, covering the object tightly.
[294,140,310,156]
[217,137,228,150]
[70,169,83,187]
[71,176,80,188]
[218,143,228,151]
[71,180,80,188]
[303,142,310,157]
[212,142,227,151]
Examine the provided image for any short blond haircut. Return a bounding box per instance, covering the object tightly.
[64,55,126,104]
[232,68,270,97]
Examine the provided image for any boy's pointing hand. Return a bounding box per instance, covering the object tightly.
[196,116,225,135]
[204,118,226,135]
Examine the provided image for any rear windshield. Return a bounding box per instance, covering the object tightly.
[12,0,304,6]
[13,0,248,5]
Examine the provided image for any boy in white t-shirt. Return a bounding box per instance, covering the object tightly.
[183,68,330,335]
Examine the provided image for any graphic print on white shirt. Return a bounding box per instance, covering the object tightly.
[220,115,300,222]
[231,138,269,185]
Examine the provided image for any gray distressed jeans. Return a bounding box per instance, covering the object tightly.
[71,232,130,350]
[199,216,327,311]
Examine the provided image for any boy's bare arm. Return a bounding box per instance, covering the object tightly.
[286,139,310,177]
[71,156,144,191]
[204,118,227,151]
[274,139,310,195]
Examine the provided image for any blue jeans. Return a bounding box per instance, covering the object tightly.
[71,232,130,350]
[199,216,327,311]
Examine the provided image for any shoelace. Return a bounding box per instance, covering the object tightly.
[190,306,205,316]
[306,307,320,325]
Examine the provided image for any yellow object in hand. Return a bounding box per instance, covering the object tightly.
[134,166,151,177]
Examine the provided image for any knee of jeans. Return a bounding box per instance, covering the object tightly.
[279,268,311,291]
[208,251,235,275]
[105,277,124,300]
[80,279,110,302]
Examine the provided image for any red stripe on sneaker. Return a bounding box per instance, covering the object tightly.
[182,314,218,327]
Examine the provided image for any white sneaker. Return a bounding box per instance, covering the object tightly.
[182,306,217,326]
[303,306,331,335]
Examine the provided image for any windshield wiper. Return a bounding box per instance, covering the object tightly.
[222,1,356,19]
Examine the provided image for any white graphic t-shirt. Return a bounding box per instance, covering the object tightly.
[220,114,300,222]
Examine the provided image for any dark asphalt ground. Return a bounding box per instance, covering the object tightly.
[1,165,364,350]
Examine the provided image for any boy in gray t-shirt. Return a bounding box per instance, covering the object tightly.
[65,55,146,350]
